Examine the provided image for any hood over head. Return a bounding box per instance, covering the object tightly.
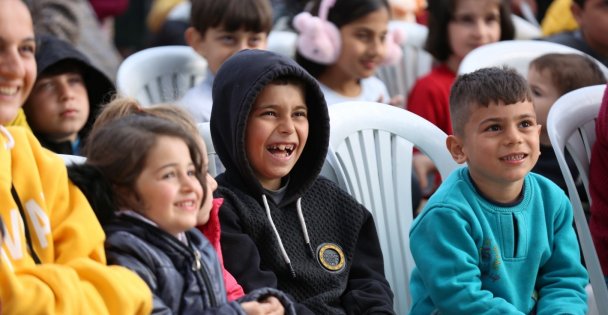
[26,34,115,140]
[210,49,329,204]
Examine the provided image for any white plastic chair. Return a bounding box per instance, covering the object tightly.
[59,154,86,166]
[458,40,608,78]
[116,46,208,106]
[197,122,223,177]
[512,14,542,40]
[375,21,433,108]
[267,30,298,58]
[547,84,608,315]
[320,102,461,314]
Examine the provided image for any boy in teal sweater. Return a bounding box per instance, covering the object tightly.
[408,67,588,314]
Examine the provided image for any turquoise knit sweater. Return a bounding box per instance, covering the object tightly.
[409,167,588,315]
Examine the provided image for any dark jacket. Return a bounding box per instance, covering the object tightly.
[24,34,115,155]
[67,164,296,315]
[210,49,395,314]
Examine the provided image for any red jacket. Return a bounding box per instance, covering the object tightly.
[590,86,608,275]
[197,198,245,301]
[407,64,456,135]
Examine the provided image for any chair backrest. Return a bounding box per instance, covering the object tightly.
[458,40,608,78]
[116,46,208,106]
[320,101,461,314]
[547,84,608,314]
[197,122,224,177]
[59,154,86,166]
[375,21,433,108]
[267,30,298,59]
[511,14,542,40]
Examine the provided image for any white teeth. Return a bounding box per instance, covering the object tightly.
[503,154,524,161]
[0,86,17,96]
[176,201,194,207]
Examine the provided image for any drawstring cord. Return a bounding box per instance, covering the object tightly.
[262,195,313,279]
[296,198,315,258]
[0,126,15,149]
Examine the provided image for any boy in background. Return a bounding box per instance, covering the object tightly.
[180,0,272,123]
[527,53,605,192]
[23,35,115,155]
[211,49,394,314]
[408,67,588,314]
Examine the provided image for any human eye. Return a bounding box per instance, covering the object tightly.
[355,31,371,41]
[260,110,277,117]
[36,80,55,92]
[453,14,475,25]
[294,109,308,118]
[219,34,236,45]
[519,119,535,128]
[162,171,177,180]
[68,74,84,85]
[485,13,499,24]
[484,124,501,132]
[248,35,263,47]
[19,42,35,56]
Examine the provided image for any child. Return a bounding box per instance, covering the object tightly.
[179,0,272,123]
[543,0,608,67]
[527,53,606,192]
[408,67,589,314]
[85,99,246,301]
[408,0,515,193]
[293,0,399,105]
[590,85,608,288]
[72,98,294,314]
[211,49,394,314]
[22,34,115,155]
[0,0,152,313]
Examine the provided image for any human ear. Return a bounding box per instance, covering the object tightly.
[570,2,584,25]
[185,27,206,56]
[446,135,467,164]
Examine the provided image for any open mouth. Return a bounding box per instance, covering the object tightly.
[267,144,295,158]
[175,200,196,208]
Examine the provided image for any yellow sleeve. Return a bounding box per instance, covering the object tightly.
[541,0,579,36]
[4,108,31,131]
[0,128,152,315]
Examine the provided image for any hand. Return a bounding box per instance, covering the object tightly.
[241,296,284,315]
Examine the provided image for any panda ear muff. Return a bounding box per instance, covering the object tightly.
[381,27,406,66]
[293,0,341,65]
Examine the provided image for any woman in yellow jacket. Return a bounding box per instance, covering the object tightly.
[0,1,152,314]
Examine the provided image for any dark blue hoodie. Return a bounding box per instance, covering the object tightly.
[211,49,395,314]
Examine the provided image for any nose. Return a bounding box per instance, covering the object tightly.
[278,116,295,134]
[57,80,75,101]
[368,35,385,58]
[504,125,523,145]
[0,49,25,80]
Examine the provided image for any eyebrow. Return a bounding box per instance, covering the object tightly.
[479,113,536,125]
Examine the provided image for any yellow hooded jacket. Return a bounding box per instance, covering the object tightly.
[0,126,152,315]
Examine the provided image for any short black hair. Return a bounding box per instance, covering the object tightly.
[450,66,531,136]
[190,0,272,36]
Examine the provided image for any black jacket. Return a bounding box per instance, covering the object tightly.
[68,164,296,315]
[24,34,115,155]
[210,49,395,314]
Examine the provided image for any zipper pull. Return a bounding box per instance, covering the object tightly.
[192,248,202,271]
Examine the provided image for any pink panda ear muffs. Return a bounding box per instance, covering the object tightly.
[381,27,406,66]
[293,0,340,65]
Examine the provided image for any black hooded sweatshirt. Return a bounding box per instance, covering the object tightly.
[211,49,395,314]
[23,34,115,155]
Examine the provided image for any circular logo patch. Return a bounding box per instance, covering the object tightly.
[317,243,345,272]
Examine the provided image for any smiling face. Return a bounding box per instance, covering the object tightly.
[245,83,308,190]
[187,26,268,74]
[0,0,36,124]
[448,100,541,202]
[24,72,90,142]
[133,135,203,236]
[326,7,390,82]
[446,0,501,70]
